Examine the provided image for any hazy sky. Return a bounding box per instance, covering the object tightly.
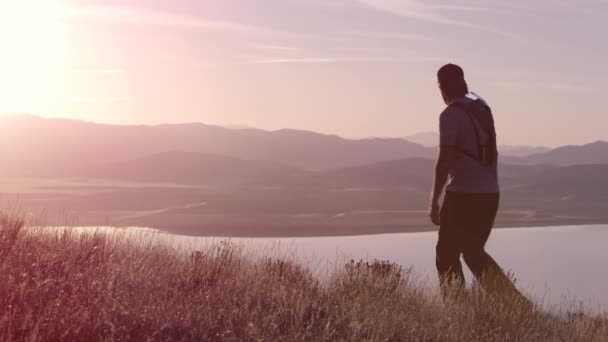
[0,0,606,146]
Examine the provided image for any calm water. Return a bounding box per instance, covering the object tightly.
[67,225,608,313]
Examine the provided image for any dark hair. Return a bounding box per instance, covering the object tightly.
[437,63,469,98]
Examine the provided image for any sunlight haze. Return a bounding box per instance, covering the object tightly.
[0,0,606,146]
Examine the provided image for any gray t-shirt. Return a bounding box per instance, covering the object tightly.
[439,96,500,194]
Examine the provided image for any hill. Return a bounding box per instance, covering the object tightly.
[1,216,606,341]
[404,131,551,157]
[2,114,608,235]
[2,115,605,175]
[516,141,608,165]
[4,154,607,235]
[0,115,433,172]
[403,131,439,147]
[73,151,301,187]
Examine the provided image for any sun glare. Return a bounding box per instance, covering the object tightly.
[0,0,68,114]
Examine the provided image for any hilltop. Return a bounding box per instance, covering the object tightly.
[1,215,606,341]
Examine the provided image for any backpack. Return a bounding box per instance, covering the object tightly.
[449,93,498,167]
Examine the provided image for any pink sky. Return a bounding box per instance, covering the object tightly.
[1,0,607,146]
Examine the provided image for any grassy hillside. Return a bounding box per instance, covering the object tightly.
[0,215,606,341]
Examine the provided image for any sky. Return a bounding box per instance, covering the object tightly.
[0,0,606,147]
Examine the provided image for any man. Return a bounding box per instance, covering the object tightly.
[429,64,528,303]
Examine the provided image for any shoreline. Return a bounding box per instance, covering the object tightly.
[59,219,608,239]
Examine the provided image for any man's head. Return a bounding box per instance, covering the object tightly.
[437,64,469,104]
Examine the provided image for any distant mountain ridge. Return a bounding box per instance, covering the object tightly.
[405,131,608,164]
[0,115,433,173]
[405,131,551,157]
[403,132,439,147]
[516,141,608,165]
[1,115,606,178]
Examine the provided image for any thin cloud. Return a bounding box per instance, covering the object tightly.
[63,6,278,34]
[70,96,129,103]
[250,44,302,52]
[73,68,126,74]
[495,82,585,92]
[294,0,489,12]
[289,0,353,8]
[428,5,490,11]
[246,57,341,64]
[355,0,515,37]
[245,55,449,65]
[547,83,583,91]
[346,30,434,41]
[62,5,344,41]
[355,0,469,25]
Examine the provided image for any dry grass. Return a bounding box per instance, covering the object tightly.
[0,214,606,341]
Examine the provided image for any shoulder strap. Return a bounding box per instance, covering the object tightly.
[448,102,491,163]
[450,102,493,136]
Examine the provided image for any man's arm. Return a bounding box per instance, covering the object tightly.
[429,146,456,225]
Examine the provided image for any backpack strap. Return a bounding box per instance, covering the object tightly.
[449,101,492,163]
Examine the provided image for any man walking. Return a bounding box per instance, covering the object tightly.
[429,64,528,303]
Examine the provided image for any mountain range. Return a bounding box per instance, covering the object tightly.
[0,115,431,173]
[1,114,607,235]
[1,115,606,177]
[404,131,552,157]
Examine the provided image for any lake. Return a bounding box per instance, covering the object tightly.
[65,224,608,313]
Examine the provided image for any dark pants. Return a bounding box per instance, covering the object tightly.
[436,192,525,300]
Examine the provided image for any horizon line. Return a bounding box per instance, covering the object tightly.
[2,113,604,149]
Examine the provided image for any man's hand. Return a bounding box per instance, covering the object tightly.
[429,201,441,226]
[429,146,454,227]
